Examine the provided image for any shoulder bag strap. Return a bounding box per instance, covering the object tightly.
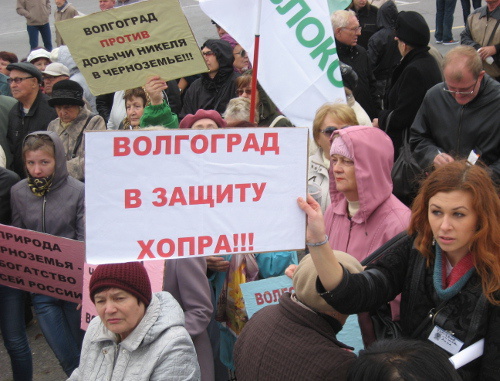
[71,114,94,159]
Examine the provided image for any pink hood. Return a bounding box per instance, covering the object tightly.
[330,126,395,223]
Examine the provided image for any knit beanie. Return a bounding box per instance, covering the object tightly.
[293,253,363,323]
[89,262,152,306]
[48,79,85,107]
[179,109,227,129]
[220,33,238,49]
[330,134,353,160]
[395,11,430,47]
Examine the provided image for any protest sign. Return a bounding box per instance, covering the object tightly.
[56,0,207,95]
[240,275,293,319]
[85,128,308,264]
[199,0,345,128]
[81,260,164,330]
[0,225,84,303]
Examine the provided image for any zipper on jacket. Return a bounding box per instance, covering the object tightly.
[42,196,47,233]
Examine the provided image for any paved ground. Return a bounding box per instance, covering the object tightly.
[0,311,67,381]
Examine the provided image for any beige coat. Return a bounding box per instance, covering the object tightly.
[54,3,79,46]
[16,0,51,26]
[47,107,106,181]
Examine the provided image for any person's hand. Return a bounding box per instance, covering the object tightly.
[144,76,167,105]
[206,256,230,272]
[478,46,497,60]
[433,152,454,168]
[297,194,327,245]
[372,118,379,128]
[285,264,298,279]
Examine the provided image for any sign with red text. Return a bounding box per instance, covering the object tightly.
[85,128,308,264]
[80,260,165,330]
[55,0,207,95]
[240,275,294,319]
[0,225,85,303]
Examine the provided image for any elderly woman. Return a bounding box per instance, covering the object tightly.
[301,160,500,380]
[69,262,200,380]
[235,71,293,127]
[47,79,105,181]
[309,103,358,212]
[120,76,179,130]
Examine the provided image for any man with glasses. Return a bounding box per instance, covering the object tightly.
[6,62,57,177]
[180,39,239,120]
[410,46,500,180]
[41,63,70,96]
[331,10,379,119]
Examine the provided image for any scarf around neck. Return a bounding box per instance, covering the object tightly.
[28,174,54,197]
[433,244,475,301]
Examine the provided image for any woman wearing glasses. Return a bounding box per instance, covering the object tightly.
[220,33,251,74]
[308,103,358,213]
[235,70,293,127]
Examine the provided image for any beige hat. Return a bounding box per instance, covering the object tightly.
[42,62,70,77]
[293,252,363,324]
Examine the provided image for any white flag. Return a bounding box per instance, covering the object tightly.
[199,0,345,128]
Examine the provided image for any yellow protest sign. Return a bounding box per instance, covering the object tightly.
[56,0,208,95]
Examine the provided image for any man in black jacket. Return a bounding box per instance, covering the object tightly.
[410,45,500,181]
[332,10,379,119]
[6,62,57,177]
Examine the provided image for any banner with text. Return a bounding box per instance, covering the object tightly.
[85,128,308,264]
[0,225,85,303]
[56,0,207,95]
[240,275,294,319]
[199,0,346,128]
[81,260,165,330]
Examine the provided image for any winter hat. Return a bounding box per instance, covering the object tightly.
[27,48,52,64]
[42,62,70,77]
[293,253,363,322]
[330,134,353,160]
[6,62,43,83]
[395,11,430,47]
[220,33,238,49]
[179,109,227,129]
[48,79,84,107]
[90,262,152,306]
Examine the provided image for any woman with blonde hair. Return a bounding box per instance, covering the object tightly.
[300,160,500,380]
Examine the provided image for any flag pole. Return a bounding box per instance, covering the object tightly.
[249,0,262,124]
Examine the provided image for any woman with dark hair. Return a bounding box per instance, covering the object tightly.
[348,339,461,380]
[299,160,500,380]
[180,39,240,119]
[235,71,293,127]
[0,51,18,76]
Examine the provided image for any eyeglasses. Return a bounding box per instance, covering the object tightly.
[8,76,34,84]
[331,156,354,167]
[202,51,215,57]
[320,126,337,136]
[443,78,479,95]
[234,49,247,58]
[342,26,362,32]
[237,88,251,96]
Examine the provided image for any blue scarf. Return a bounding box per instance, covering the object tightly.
[433,244,475,301]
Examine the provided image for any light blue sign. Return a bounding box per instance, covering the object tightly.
[240,275,294,319]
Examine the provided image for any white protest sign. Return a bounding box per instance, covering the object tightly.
[199,0,345,128]
[85,128,308,264]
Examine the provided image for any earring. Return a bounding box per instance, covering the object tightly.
[432,237,436,246]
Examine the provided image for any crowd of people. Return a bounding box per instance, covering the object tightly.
[0,0,500,380]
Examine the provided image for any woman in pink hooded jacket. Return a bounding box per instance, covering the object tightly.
[326,126,411,348]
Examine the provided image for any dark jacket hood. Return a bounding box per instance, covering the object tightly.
[24,130,68,190]
[377,0,398,30]
[201,39,235,70]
